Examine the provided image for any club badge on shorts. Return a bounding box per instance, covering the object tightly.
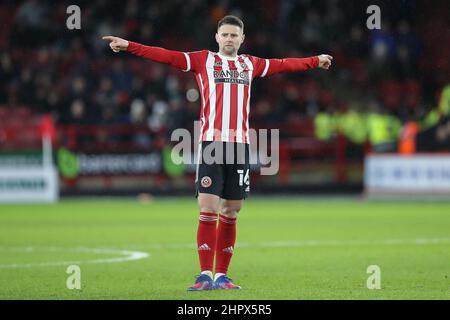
[201,176,212,188]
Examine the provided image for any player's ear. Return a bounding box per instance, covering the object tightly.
[215,33,219,44]
[241,33,245,44]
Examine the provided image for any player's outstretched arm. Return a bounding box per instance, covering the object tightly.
[260,54,333,77]
[102,36,190,71]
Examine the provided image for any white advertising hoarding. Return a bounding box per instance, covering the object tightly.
[365,154,450,196]
[0,167,59,203]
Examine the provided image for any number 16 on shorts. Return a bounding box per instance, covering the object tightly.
[237,169,249,186]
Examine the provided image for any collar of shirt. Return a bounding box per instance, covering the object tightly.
[216,52,239,61]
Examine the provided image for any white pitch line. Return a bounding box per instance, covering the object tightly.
[1,238,448,269]
[256,238,450,247]
[137,237,450,250]
[0,246,150,269]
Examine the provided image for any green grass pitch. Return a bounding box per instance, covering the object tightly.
[0,197,449,299]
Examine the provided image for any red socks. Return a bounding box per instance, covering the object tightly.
[197,212,217,272]
[215,214,237,274]
[196,212,237,274]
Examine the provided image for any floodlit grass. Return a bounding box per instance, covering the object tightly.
[0,197,449,299]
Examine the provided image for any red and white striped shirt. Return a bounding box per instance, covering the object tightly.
[127,42,319,144]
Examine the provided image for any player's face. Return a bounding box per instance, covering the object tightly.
[216,24,245,56]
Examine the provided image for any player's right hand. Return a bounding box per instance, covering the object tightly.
[102,36,129,52]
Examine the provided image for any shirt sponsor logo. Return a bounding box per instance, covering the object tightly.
[213,70,249,86]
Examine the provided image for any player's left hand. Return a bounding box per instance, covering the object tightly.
[318,54,333,70]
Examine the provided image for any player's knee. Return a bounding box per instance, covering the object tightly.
[198,196,220,213]
[199,206,219,213]
[199,202,220,213]
[221,206,241,217]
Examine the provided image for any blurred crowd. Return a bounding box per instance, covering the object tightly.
[1,0,449,150]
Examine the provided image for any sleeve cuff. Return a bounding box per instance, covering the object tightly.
[126,41,139,52]
[313,56,320,68]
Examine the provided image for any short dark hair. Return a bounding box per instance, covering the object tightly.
[217,15,244,32]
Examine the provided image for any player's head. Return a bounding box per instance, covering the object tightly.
[216,15,245,56]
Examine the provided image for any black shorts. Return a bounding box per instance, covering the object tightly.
[195,141,250,200]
